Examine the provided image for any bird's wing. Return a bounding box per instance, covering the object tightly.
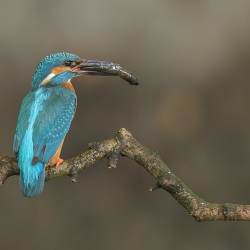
[32,87,76,163]
[13,91,34,156]
[14,87,76,164]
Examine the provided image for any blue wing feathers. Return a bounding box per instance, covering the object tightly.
[13,92,33,155]
[32,89,75,162]
[14,86,76,197]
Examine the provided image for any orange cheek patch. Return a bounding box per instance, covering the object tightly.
[51,66,70,75]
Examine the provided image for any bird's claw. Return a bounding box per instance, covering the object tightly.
[55,158,64,168]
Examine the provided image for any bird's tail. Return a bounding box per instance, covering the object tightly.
[19,162,45,197]
[18,129,45,197]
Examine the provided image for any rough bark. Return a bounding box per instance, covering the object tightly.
[1,128,250,221]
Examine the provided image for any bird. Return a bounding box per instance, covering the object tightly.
[13,52,138,197]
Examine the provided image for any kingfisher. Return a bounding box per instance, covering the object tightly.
[13,52,138,197]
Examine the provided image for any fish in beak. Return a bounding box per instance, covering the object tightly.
[72,59,139,86]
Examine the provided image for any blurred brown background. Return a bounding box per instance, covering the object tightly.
[1,1,250,249]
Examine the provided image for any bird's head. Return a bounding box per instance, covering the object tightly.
[32,52,138,90]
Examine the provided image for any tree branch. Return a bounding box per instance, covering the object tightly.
[1,128,250,221]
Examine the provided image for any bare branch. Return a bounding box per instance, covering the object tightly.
[1,128,250,221]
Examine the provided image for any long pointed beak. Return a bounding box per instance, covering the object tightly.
[73,59,139,86]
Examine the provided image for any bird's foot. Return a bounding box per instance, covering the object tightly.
[55,158,64,168]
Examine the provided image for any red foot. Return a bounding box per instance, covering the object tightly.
[55,158,64,168]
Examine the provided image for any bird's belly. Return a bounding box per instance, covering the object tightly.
[47,139,65,166]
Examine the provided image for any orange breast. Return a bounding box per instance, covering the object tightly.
[61,82,76,94]
[48,139,65,166]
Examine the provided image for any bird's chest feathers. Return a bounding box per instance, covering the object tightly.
[61,82,76,94]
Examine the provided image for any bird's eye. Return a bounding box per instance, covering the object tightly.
[64,60,72,66]
[76,59,83,65]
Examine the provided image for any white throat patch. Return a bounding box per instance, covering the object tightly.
[39,73,56,86]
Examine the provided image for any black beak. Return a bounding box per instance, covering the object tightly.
[74,59,139,86]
